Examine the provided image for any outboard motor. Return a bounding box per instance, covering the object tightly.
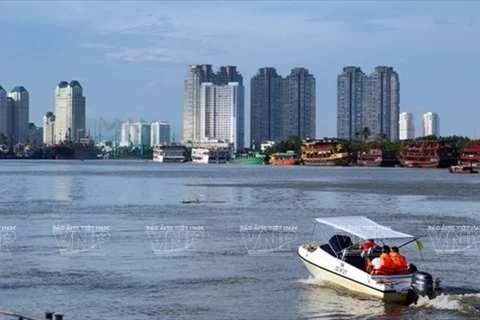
[411,271,435,299]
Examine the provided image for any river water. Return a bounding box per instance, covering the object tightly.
[0,160,479,319]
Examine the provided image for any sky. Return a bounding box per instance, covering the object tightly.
[1,1,479,142]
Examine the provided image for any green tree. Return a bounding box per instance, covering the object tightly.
[361,127,371,142]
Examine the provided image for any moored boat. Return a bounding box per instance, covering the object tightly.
[301,139,350,166]
[52,139,102,160]
[269,151,300,165]
[298,216,442,305]
[448,165,479,174]
[398,140,459,168]
[357,149,382,167]
[458,143,480,168]
[229,152,265,165]
[153,145,190,163]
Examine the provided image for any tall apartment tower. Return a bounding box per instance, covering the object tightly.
[250,67,283,146]
[364,67,400,141]
[8,86,29,143]
[399,112,414,140]
[200,82,244,150]
[183,64,244,148]
[282,68,316,141]
[151,121,171,146]
[54,81,86,142]
[337,67,366,140]
[337,66,400,142]
[0,85,13,139]
[423,112,440,137]
[43,112,56,145]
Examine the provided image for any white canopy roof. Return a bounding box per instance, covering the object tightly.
[315,216,415,240]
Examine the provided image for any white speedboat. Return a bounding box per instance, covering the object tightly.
[297,216,441,305]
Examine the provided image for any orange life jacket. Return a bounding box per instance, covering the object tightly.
[372,253,396,275]
[390,252,409,274]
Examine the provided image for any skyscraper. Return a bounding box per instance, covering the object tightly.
[250,67,283,145]
[8,86,29,143]
[399,112,414,140]
[423,112,440,137]
[337,66,400,142]
[151,121,171,146]
[183,64,244,147]
[54,81,86,142]
[0,85,13,140]
[43,112,56,145]
[337,67,365,140]
[365,67,400,141]
[199,82,244,150]
[283,68,316,141]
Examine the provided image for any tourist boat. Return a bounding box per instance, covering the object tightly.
[448,165,479,174]
[152,145,190,163]
[301,139,350,166]
[191,148,209,164]
[269,151,300,165]
[229,151,265,165]
[398,140,459,168]
[458,143,480,168]
[357,149,399,167]
[298,216,441,305]
[357,149,382,167]
[191,148,229,164]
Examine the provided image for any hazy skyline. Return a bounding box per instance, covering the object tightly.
[1,1,479,142]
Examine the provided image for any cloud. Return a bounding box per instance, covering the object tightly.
[348,21,399,34]
[434,18,453,26]
[105,47,182,62]
[79,43,113,50]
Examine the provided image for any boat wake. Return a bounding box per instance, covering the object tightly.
[413,292,480,316]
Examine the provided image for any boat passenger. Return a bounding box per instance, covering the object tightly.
[390,246,409,274]
[372,246,396,275]
[361,239,377,251]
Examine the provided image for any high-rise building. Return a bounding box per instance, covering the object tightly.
[120,122,151,147]
[151,121,171,146]
[0,85,13,140]
[43,112,56,145]
[28,122,43,143]
[183,65,244,147]
[199,82,244,150]
[364,67,400,141]
[337,67,366,140]
[8,86,29,143]
[337,66,400,142]
[283,68,316,141]
[250,67,283,146]
[54,81,86,142]
[423,112,440,137]
[399,112,415,140]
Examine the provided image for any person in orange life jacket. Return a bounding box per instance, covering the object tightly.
[372,246,396,275]
[390,246,409,274]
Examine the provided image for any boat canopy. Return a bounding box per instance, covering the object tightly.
[315,216,416,240]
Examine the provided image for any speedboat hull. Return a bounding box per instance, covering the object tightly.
[298,244,413,304]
